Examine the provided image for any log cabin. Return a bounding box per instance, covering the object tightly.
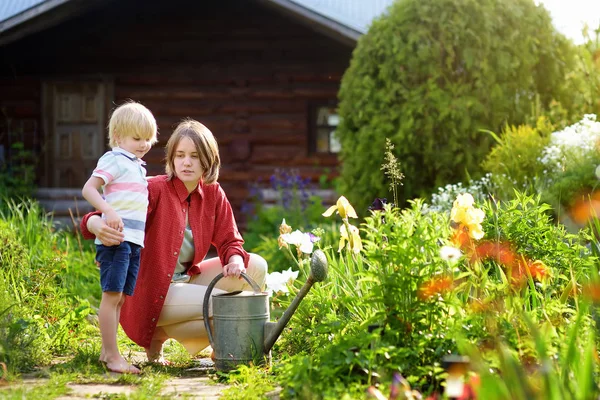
[0,0,393,227]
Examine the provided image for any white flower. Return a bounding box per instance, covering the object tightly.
[440,246,462,264]
[540,114,600,172]
[280,230,304,246]
[281,230,315,254]
[265,268,299,296]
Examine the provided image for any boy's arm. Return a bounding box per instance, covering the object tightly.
[82,176,124,231]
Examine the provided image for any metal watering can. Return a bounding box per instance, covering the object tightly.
[203,249,328,371]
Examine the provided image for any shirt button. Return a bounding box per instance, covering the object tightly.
[183,209,186,213]
[160,295,164,299]
[152,318,156,322]
[167,274,172,278]
[173,251,178,256]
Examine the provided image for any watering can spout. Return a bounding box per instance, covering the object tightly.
[263,249,328,353]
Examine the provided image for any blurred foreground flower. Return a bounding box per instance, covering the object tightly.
[440,245,462,264]
[418,275,453,300]
[367,372,424,399]
[265,268,299,296]
[569,191,600,226]
[323,195,358,219]
[472,241,515,267]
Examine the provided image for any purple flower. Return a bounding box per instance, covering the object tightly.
[368,198,388,211]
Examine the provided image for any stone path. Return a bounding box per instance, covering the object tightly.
[55,375,226,399]
[0,357,228,399]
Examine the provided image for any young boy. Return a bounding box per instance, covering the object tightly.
[82,101,158,374]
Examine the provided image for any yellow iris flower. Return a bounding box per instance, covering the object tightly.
[450,193,485,240]
[339,223,363,253]
[323,196,358,219]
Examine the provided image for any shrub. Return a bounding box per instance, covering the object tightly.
[336,0,579,214]
[482,117,554,198]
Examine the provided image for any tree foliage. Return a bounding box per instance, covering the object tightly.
[336,0,579,214]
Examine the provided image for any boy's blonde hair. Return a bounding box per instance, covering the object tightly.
[108,101,158,148]
[165,119,220,185]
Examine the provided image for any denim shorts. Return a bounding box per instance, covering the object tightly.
[96,241,141,296]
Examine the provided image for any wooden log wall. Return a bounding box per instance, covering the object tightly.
[0,0,353,222]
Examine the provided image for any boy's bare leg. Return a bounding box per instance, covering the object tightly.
[99,295,126,363]
[99,291,140,373]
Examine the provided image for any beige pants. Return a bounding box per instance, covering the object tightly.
[156,254,267,355]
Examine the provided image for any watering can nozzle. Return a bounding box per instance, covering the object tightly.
[309,249,328,283]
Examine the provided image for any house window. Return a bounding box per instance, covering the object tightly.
[311,105,341,154]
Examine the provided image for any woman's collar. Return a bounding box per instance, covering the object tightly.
[172,177,203,203]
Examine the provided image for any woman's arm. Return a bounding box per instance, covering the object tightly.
[223,254,245,278]
[211,184,250,268]
[81,212,124,246]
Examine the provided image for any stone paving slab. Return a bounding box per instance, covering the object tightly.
[161,376,226,399]
[55,382,137,399]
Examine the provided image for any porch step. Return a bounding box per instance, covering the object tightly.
[35,188,95,229]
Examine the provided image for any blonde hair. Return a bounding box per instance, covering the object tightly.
[165,119,220,185]
[108,101,158,148]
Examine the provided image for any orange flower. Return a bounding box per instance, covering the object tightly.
[509,257,549,286]
[583,282,600,302]
[451,226,471,249]
[418,275,453,300]
[569,191,600,225]
[528,260,548,281]
[471,241,516,267]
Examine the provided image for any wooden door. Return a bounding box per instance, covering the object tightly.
[45,82,108,187]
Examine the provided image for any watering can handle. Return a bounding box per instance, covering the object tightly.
[202,272,263,351]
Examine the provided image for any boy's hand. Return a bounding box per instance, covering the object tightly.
[105,209,124,231]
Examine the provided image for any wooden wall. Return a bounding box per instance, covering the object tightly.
[0,0,352,220]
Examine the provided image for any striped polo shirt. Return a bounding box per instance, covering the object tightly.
[91,147,148,247]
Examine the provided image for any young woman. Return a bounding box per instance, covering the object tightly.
[82,119,267,366]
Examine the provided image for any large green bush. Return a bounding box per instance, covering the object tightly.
[336,0,578,214]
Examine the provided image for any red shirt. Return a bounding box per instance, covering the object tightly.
[81,176,250,348]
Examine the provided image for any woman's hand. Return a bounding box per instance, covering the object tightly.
[87,215,124,246]
[223,255,245,278]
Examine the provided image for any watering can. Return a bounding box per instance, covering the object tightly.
[203,249,328,371]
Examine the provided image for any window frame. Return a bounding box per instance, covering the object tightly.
[308,101,341,155]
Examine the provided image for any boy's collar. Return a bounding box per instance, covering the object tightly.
[112,147,146,164]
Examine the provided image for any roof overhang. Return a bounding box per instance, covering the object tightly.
[0,0,108,46]
[0,0,361,48]
[258,0,360,46]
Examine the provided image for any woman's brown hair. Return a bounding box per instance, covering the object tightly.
[165,119,220,184]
